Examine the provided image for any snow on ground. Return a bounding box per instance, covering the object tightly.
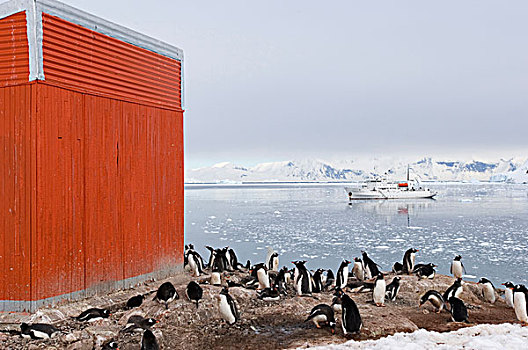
[307,323,528,350]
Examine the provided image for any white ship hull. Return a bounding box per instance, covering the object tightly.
[345,187,436,200]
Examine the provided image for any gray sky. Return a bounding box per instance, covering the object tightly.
[60,1,528,168]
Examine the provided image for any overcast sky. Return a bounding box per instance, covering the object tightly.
[60,0,528,168]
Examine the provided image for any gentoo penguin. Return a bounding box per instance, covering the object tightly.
[448,297,469,323]
[392,262,404,275]
[74,308,111,322]
[217,287,240,325]
[274,267,288,295]
[331,291,342,312]
[102,340,119,350]
[268,252,279,272]
[443,278,463,303]
[141,329,159,350]
[414,263,437,279]
[336,260,351,289]
[362,251,380,279]
[372,273,386,307]
[312,268,325,293]
[335,289,362,336]
[186,281,203,308]
[257,287,281,301]
[348,281,374,293]
[122,315,158,333]
[210,265,222,286]
[352,257,365,280]
[284,268,292,284]
[419,290,445,313]
[385,276,401,302]
[188,250,204,277]
[450,255,465,279]
[126,294,145,309]
[305,304,336,334]
[402,248,419,274]
[205,246,216,269]
[512,284,528,324]
[502,282,515,308]
[20,323,59,339]
[477,278,496,304]
[323,269,335,291]
[153,282,179,309]
[293,261,312,296]
[228,248,242,270]
[253,263,270,289]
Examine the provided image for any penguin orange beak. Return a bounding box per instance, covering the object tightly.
[331,328,335,335]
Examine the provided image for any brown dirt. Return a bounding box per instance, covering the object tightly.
[0,271,519,349]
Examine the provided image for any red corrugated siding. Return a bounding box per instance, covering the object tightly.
[0,12,30,87]
[41,13,182,110]
[31,83,183,300]
[0,84,32,308]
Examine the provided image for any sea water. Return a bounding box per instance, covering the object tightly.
[185,183,528,285]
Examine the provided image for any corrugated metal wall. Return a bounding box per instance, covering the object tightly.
[1,9,184,310]
[42,13,182,110]
[0,84,33,308]
[0,12,29,87]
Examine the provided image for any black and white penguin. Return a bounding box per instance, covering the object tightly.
[102,340,119,350]
[331,291,342,312]
[122,315,158,333]
[402,248,419,274]
[257,287,281,301]
[419,290,445,313]
[273,266,288,295]
[477,278,496,304]
[385,276,401,302]
[443,278,463,303]
[362,251,380,279]
[312,268,325,293]
[217,287,240,325]
[305,304,336,334]
[153,282,179,309]
[227,248,243,270]
[348,281,374,293]
[414,263,437,279]
[450,255,465,279]
[335,289,362,336]
[186,281,203,308]
[336,260,351,289]
[126,294,145,309]
[74,308,111,322]
[352,257,365,280]
[512,284,528,324]
[267,252,279,272]
[502,281,515,308]
[323,269,335,291]
[392,262,404,275]
[205,246,216,269]
[284,268,292,284]
[20,323,59,339]
[372,273,386,307]
[141,329,159,350]
[188,250,205,277]
[210,264,222,286]
[252,263,270,289]
[293,261,312,296]
[448,297,469,323]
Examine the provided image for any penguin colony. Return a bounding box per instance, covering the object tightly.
[6,245,528,348]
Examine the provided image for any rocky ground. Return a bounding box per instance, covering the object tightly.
[0,269,518,350]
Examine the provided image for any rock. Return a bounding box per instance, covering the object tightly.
[66,339,93,350]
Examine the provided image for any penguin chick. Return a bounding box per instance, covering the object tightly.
[502,281,514,308]
[305,304,336,334]
[141,329,159,350]
[74,308,111,322]
[126,294,145,309]
[352,257,365,280]
[258,287,281,301]
[20,323,59,339]
[372,273,386,307]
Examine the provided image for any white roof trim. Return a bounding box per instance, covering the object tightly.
[0,0,184,97]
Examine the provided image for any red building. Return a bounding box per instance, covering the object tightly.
[0,0,184,311]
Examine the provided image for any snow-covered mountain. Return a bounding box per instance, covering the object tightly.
[185,157,528,184]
